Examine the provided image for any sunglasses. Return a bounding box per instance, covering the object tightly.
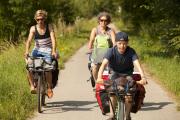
[100,19,108,22]
[36,18,44,21]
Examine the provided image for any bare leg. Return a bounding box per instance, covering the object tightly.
[109,95,117,119]
[125,96,132,120]
[92,64,100,81]
[45,71,53,98]
[27,70,35,91]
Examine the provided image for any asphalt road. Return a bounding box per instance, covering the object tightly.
[30,45,180,120]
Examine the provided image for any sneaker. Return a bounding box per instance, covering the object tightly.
[47,89,53,98]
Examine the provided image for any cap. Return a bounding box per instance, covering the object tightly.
[115,32,128,42]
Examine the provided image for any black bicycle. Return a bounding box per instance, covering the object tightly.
[26,56,56,113]
[105,76,136,120]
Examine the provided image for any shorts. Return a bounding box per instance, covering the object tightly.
[31,47,52,63]
[109,71,132,81]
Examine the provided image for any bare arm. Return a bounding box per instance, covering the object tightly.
[25,26,35,57]
[133,59,148,85]
[97,58,109,83]
[88,28,96,50]
[49,24,56,56]
[110,29,116,46]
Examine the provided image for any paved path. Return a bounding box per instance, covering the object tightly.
[30,45,180,120]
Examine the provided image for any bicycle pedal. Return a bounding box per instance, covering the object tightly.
[87,78,90,82]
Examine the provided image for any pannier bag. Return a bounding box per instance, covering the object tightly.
[131,84,145,113]
[131,73,146,113]
[52,59,59,89]
[95,83,110,115]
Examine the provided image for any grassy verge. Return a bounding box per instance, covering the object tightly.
[0,18,94,120]
[130,38,180,110]
[114,19,180,110]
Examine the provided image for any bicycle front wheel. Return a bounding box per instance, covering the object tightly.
[37,74,43,113]
[116,100,125,120]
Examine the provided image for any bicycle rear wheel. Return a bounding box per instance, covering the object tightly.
[116,100,125,120]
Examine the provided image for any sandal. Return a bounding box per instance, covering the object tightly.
[30,87,37,94]
[47,89,53,98]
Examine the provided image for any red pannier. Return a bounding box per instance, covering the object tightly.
[96,83,110,115]
[95,69,110,115]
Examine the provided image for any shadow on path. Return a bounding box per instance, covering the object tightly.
[140,102,173,111]
[41,100,97,114]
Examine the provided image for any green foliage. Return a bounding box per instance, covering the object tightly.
[119,0,180,57]
[72,0,120,18]
[0,0,122,44]
[0,0,76,43]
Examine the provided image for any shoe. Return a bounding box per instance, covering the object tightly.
[30,87,37,94]
[47,89,53,98]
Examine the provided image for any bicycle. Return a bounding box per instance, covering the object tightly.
[105,75,136,120]
[26,56,56,113]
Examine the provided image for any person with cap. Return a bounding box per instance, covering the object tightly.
[24,10,57,98]
[97,31,147,120]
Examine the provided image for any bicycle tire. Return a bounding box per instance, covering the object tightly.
[90,75,95,87]
[116,100,125,120]
[41,94,46,106]
[37,74,43,113]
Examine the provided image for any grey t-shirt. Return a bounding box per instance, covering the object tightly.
[104,46,138,75]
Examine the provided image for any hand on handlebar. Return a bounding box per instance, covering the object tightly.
[86,49,93,54]
[96,78,104,84]
[52,51,58,59]
[24,52,29,59]
[136,78,148,85]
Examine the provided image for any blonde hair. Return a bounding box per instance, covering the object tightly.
[34,10,48,20]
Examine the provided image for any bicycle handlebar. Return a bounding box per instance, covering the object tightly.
[26,55,55,71]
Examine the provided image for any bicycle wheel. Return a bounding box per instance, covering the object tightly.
[116,100,125,120]
[37,74,43,113]
[41,94,46,106]
[90,75,95,87]
[41,75,47,107]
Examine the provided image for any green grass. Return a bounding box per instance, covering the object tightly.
[0,18,94,120]
[0,45,36,120]
[129,36,180,110]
